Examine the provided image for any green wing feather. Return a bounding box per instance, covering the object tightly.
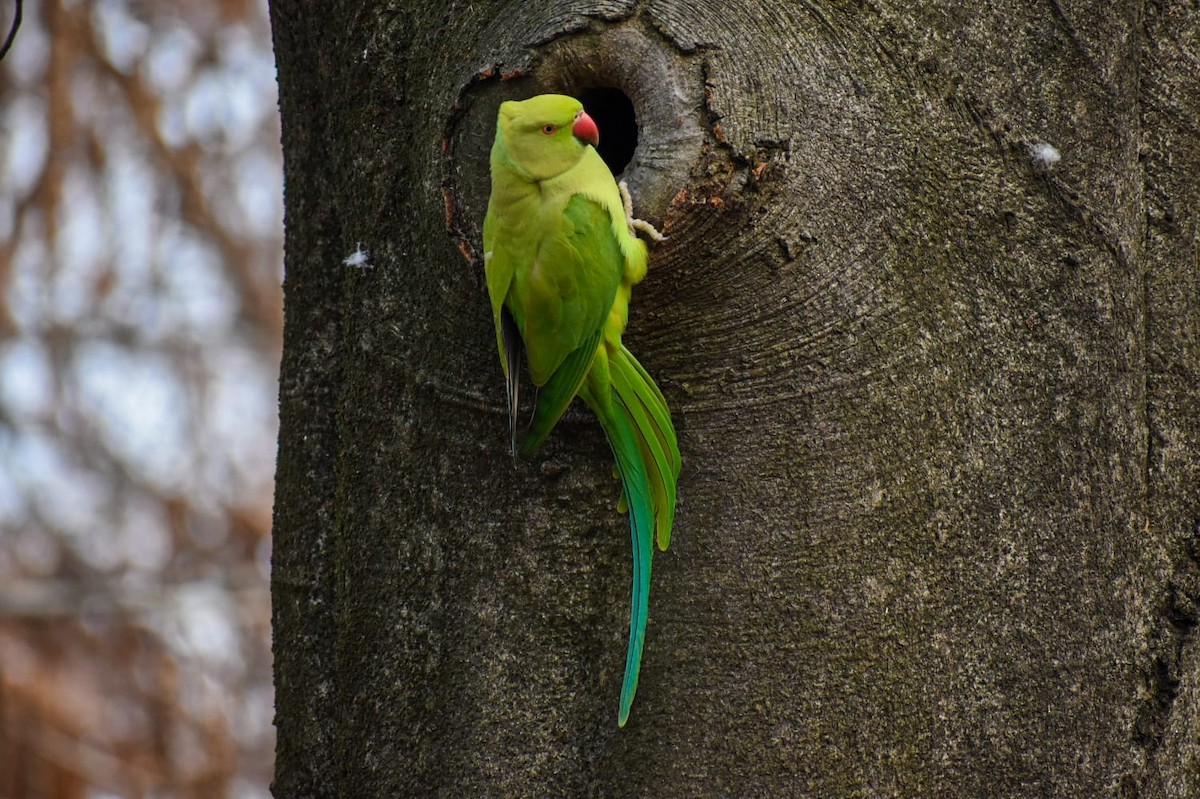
[516,194,622,455]
[500,308,522,455]
[519,328,600,458]
[484,193,522,455]
[517,196,620,385]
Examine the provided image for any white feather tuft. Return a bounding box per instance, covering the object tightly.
[1029,142,1061,169]
[343,243,372,270]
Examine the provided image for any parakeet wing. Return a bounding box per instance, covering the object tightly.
[514,194,621,454]
[484,204,523,449]
[518,193,622,386]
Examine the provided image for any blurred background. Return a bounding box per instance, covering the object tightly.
[0,0,281,795]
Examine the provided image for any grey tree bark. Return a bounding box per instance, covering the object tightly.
[269,1,1200,797]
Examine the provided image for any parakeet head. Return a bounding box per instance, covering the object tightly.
[494,94,600,182]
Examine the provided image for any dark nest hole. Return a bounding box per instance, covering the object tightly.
[579,86,637,177]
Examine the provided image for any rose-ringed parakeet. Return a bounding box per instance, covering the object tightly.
[483,94,680,726]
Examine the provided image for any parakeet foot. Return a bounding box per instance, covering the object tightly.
[619,180,667,243]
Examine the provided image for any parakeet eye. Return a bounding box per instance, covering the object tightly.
[542,124,556,135]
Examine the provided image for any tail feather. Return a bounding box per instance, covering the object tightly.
[614,355,681,547]
[623,350,682,479]
[587,342,680,727]
[601,402,654,727]
[609,347,679,549]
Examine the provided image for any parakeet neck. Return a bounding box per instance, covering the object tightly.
[490,135,536,183]
[488,167,541,230]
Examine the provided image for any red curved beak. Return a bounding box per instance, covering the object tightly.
[572,110,599,148]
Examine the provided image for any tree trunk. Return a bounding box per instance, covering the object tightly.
[269,1,1200,796]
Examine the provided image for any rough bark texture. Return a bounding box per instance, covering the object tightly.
[269,1,1200,796]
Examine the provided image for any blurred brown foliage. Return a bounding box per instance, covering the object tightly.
[0,0,281,796]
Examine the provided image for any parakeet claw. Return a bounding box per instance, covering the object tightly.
[619,180,667,243]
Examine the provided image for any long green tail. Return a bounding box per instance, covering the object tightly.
[584,343,680,727]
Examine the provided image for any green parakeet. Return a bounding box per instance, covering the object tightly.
[483,94,680,727]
